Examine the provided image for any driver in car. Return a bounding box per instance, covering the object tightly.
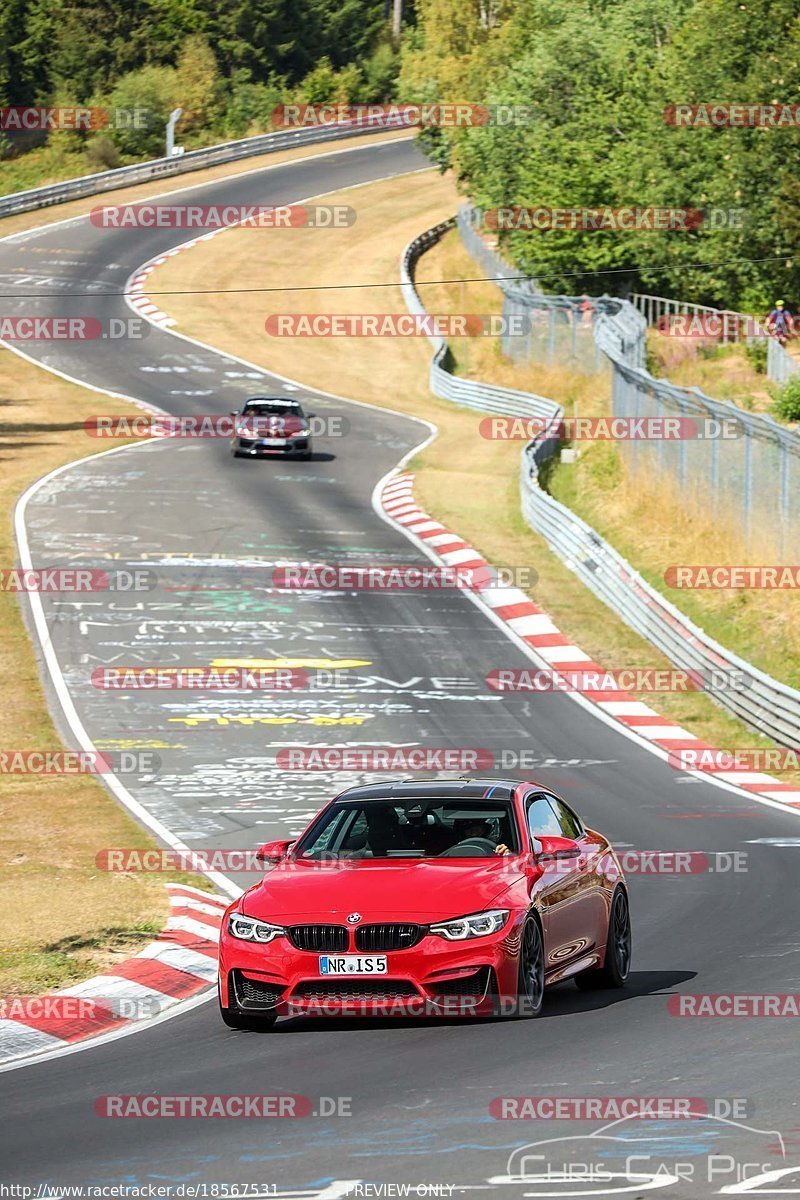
[462,818,511,856]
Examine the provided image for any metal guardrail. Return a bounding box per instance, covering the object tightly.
[458,205,800,550]
[0,115,410,218]
[400,221,557,422]
[767,336,800,384]
[402,218,800,748]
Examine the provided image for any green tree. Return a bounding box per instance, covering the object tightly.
[103,64,180,157]
[174,33,222,132]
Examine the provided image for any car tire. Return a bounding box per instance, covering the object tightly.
[514,915,545,1018]
[218,979,278,1030]
[218,999,278,1031]
[575,886,631,991]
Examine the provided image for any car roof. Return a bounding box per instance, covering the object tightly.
[334,778,528,803]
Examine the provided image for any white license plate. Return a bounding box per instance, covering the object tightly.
[260,438,287,446]
[319,955,387,976]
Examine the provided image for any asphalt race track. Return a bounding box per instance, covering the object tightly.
[1,134,800,1198]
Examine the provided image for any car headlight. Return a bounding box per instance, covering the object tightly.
[289,427,310,439]
[228,912,285,943]
[429,909,509,941]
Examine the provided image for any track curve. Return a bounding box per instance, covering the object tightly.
[1,135,799,1198]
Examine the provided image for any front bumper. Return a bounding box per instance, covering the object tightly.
[219,919,523,1018]
[233,437,311,457]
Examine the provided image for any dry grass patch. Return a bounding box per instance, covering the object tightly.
[647,332,772,413]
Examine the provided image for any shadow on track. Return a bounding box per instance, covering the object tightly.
[219,970,696,1036]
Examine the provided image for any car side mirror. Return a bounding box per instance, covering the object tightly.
[230,410,239,417]
[306,411,316,418]
[530,835,581,864]
[255,838,294,864]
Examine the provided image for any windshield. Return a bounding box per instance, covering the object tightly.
[294,798,520,860]
[242,400,304,417]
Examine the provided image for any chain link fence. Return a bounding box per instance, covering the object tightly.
[767,336,800,385]
[457,207,617,376]
[401,217,800,748]
[458,205,800,552]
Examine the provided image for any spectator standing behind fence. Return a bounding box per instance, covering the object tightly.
[765,299,796,346]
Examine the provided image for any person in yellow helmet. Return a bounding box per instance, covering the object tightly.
[766,299,795,344]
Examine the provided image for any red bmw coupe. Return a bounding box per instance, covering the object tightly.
[218,778,631,1028]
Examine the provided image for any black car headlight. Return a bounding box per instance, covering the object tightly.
[429,909,509,941]
[228,912,285,943]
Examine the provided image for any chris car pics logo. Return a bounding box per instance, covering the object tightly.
[486,1112,791,1196]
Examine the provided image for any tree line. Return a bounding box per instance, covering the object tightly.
[0,0,404,165]
[3,0,799,313]
[399,0,800,309]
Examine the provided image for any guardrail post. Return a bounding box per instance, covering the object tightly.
[743,431,753,541]
[547,308,556,364]
[780,441,791,555]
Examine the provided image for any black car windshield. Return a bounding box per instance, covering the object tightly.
[242,400,303,417]
[294,799,520,860]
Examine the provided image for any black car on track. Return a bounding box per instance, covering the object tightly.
[230,396,314,460]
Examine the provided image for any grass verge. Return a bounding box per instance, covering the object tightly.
[145,172,799,782]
